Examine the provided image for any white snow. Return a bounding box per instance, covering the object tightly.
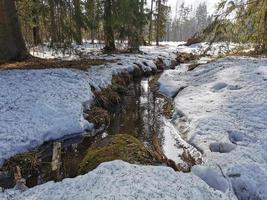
[159,56,267,199]
[0,160,228,200]
[0,69,94,165]
[176,42,239,56]
[1,43,265,199]
[0,44,178,166]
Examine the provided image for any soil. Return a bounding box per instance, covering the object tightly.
[0,57,108,71]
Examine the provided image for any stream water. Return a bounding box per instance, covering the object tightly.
[0,75,192,190]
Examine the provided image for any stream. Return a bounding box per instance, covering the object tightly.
[0,62,204,190]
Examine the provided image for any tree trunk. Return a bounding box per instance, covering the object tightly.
[103,0,115,52]
[0,0,29,61]
[74,0,82,45]
[32,0,41,46]
[156,0,161,46]
[48,0,57,46]
[148,0,154,44]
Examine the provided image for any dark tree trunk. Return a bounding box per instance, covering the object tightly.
[148,0,154,44]
[32,15,41,46]
[74,0,82,45]
[103,0,115,52]
[32,0,41,46]
[0,0,29,61]
[156,0,161,46]
[48,0,57,46]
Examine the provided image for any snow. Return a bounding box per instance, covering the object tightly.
[0,44,178,166]
[0,69,94,165]
[176,42,238,56]
[192,165,230,193]
[0,160,228,200]
[159,56,267,199]
[1,43,266,199]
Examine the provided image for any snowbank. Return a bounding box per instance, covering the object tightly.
[177,42,238,56]
[1,160,228,200]
[159,56,267,199]
[0,69,94,165]
[0,44,178,165]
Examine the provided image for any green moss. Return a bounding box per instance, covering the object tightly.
[79,134,161,174]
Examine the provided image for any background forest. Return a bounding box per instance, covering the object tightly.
[0,0,266,61]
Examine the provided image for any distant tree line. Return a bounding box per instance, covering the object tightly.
[164,2,211,42]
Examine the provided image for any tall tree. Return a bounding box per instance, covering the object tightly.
[103,0,115,52]
[148,0,154,44]
[32,0,42,45]
[155,0,169,45]
[73,0,83,45]
[48,0,57,46]
[0,0,29,61]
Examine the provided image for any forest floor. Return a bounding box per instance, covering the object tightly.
[0,42,266,200]
[0,57,107,71]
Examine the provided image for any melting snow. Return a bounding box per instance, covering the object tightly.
[159,56,267,199]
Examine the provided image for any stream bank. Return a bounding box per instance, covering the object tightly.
[0,51,205,190]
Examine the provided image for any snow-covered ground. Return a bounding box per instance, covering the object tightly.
[1,160,229,200]
[159,56,267,199]
[1,42,265,199]
[0,44,177,166]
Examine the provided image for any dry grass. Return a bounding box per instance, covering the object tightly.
[176,52,199,63]
[86,106,110,128]
[0,57,107,71]
[94,87,121,110]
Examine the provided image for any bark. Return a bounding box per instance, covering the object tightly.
[32,16,41,46]
[48,0,57,46]
[74,0,82,45]
[148,0,154,44]
[0,0,29,61]
[32,0,41,46]
[156,0,161,46]
[103,0,115,52]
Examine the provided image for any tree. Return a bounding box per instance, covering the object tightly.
[207,0,267,53]
[73,0,83,45]
[103,0,115,52]
[148,0,154,44]
[0,0,29,61]
[155,0,169,45]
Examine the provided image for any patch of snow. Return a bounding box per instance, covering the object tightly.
[158,70,187,98]
[176,42,239,56]
[0,69,94,165]
[1,44,178,165]
[1,160,229,200]
[164,56,267,199]
[192,165,230,193]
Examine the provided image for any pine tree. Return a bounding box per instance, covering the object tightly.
[155,0,170,45]
[0,0,29,61]
[103,0,115,52]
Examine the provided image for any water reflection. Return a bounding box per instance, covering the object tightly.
[0,76,183,189]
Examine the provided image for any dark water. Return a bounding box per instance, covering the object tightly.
[0,76,176,189]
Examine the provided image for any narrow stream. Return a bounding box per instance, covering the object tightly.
[0,75,195,190]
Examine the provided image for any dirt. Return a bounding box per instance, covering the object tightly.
[0,57,108,71]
